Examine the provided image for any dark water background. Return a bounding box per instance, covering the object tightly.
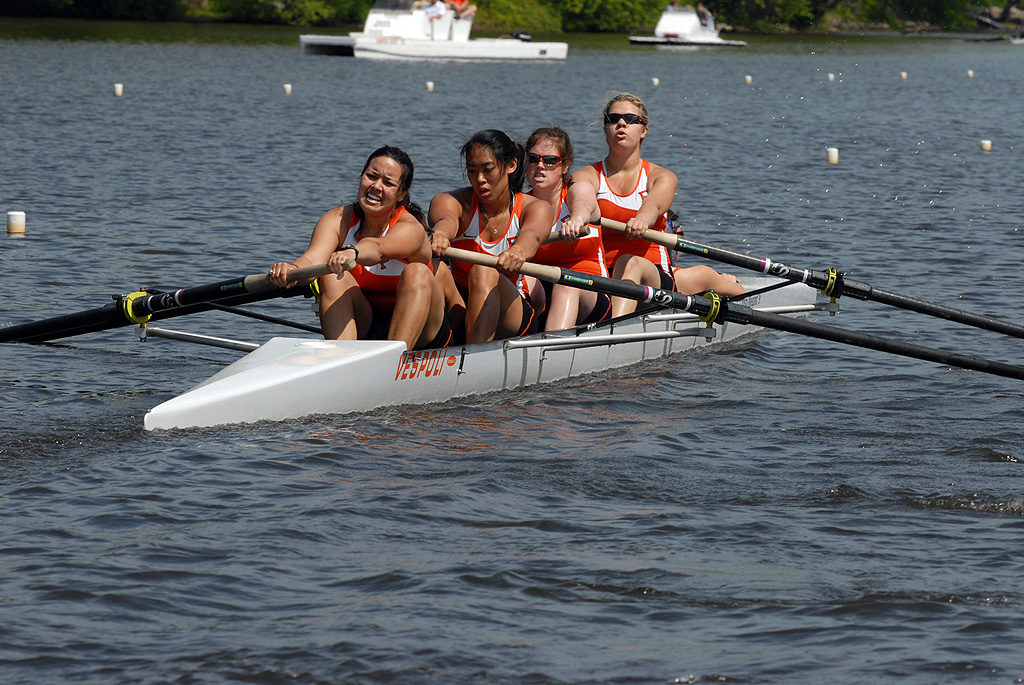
[2,19,1023,683]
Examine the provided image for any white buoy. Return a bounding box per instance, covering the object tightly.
[827,73,835,82]
[113,83,123,97]
[7,210,26,235]
[651,77,660,87]
[744,74,752,84]
[967,69,974,78]
[283,83,292,94]
[425,81,435,91]
[900,71,908,79]
[980,139,992,152]
[826,147,839,165]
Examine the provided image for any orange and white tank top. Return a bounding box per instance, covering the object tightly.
[594,160,671,273]
[449,192,530,295]
[531,185,607,277]
[341,205,413,311]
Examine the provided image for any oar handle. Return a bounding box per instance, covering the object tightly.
[242,260,355,293]
[445,247,562,283]
[542,224,591,245]
[600,218,674,248]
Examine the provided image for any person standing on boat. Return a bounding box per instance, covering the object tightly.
[575,93,742,317]
[524,126,611,331]
[268,146,451,351]
[429,129,552,343]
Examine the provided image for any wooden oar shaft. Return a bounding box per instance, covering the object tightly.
[0,263,332,344]
[601,218,1024,339]
[446,248,1024,382]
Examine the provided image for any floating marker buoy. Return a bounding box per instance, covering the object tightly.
[826,147,839,164]
[744,74,752,84]
[113,83,123,96]
[981,139,992,151]
[900,71,908,79]
[967,69,974,78]
[283,83,292,94]
[652,77,660,87]
[426,81,435,91]
[827,73,835,82]
[7,210,26,235]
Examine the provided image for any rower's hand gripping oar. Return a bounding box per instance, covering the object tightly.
[602,218,1024,339]
[445,247,1024,382]
[0,261,346,344]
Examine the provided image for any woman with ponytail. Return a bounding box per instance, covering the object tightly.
[268,145,451,351]
[429,129,553,343]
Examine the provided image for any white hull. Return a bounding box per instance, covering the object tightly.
[629,9,746,47]
[144,278,818,430]
[300,2,567,60]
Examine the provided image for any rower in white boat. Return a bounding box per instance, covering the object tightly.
[574,93,743,318]
[429,130,553,343]
[522,126,611,331]
[268,145,453,351]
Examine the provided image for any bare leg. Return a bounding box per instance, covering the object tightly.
[389,263,446,350]
[673,265,745,296]
[545,285,600,331]
[434,260,466,335]
[318,272,372,340]
[610,254,662,317]
[466,265,525,343]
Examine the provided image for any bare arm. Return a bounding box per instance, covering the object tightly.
[561,180,600,241]
[351,213,431,267]
[428,190,466,257]
[498,195,553,273]
[627,163,678,237]
[269,206,347,286]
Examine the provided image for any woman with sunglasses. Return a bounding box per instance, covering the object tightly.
[268,145,451,351]
[575,93,743,317]
[524,126,611,331]
[429,129,553,343]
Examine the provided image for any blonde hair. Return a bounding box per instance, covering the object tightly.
[603,92,649,126]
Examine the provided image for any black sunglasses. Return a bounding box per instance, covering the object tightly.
[527,152,563,166]
[603,112,646,126]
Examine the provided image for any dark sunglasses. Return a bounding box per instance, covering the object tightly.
[603,112,646,126]
[527,152,563,166]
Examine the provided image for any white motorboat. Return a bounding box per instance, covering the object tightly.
[629,7,746,47]
[300,0,568,60]
[142,276,819,430]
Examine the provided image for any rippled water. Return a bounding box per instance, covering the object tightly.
[2,21,1023,683]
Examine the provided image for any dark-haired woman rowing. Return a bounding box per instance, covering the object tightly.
[429,129,553,343]
[269,145,450,351]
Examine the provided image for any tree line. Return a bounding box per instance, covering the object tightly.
[0,0,1011,32]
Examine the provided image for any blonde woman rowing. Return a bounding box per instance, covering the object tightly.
[574,93,742,317]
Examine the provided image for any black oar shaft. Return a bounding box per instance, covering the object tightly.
[445,248,1024,382]
[0,264,330,344]
[601,219,1024,339]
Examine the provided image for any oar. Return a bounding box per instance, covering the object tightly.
[601,218,1024,339]
[0,263,333,344]
[445,247,1024,382]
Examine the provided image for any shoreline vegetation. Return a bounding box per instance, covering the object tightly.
[1,0,1021,35]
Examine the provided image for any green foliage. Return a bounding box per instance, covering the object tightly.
[208,0,371,24]
[477,0,562,32]
[710,0,818,31]
[560,0,665,32]
[0,0,996,30]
